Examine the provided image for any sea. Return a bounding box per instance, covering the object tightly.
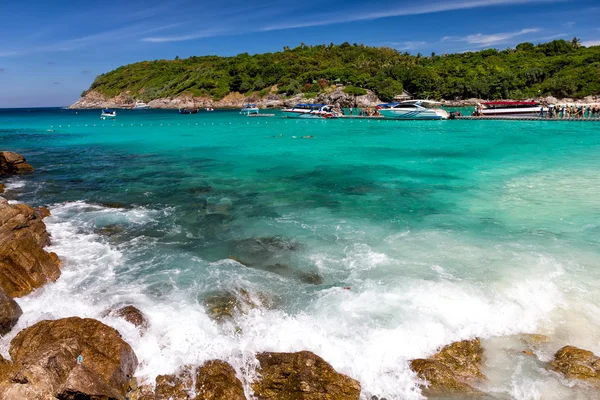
[1,107,599,400]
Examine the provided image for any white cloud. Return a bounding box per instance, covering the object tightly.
[142,29,226,43]
[582,39,600,47]
[442,28,541,47]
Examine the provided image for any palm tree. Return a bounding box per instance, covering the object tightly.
[572,37,581,49]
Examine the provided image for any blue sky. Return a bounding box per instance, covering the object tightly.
[0,0,598,107]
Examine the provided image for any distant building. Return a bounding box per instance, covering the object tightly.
[394,90,413,101]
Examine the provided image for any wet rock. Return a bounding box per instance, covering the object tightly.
[410,339,485,397]
[0,183,4,194]
[0,201,61,298]
[196,360,246,400]
[0,286,22,335]
[550,345,600,384]
[101,201,129,209]
[105,305,149,334]
[252,351,361,400]
[0,317,137,399]
[0,151,34,174]
[155,366,195,400]
[204,288,272,322]
[297,271,324,285]
[34,206,51,219]
[0,355,12,383]
[96,224,126,237]
[232,236,302,259]
[126,382,155,400]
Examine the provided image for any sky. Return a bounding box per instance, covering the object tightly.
[0,0,598,108]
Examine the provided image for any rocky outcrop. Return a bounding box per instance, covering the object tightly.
[0,317,138,399]
[203,288,273,322]
[550,345,600,384]
[0,199,61,298]
[0,287,22,335]
[105,305,149,334]
[196,360,246,400]
[0,151,34,174]
[252,351,361,400]
[0,183,4,194]
[410,339,485,397]
[155,366,195,399]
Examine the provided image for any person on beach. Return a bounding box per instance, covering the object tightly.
[349,107,353,115]
[593,105,599,118]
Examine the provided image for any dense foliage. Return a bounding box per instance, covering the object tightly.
[86,40,600,102]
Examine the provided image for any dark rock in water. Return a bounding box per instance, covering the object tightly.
[105,305,149,334]
[155,366,195,400]
[550,346,600,384]
[410,339,485,397]
[96,224,126,237]
[0,184,4,194]
[100,201,129,209]
[231,258,323,285]
[232,236,302,258]
[0,200,61,298]
[189,186,213,194]
[204,288,272,322]
[0,151,34,174]
[0,287,22,335]
[196,360,246,400]
[1,317,137,399]
[252,351,361,400]
[297,271,324,285]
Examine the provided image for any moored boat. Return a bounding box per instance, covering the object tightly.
[100,109,116,119]
[474,101,547,117]
[241,104,259,115]
[378,100,449,120]
[281,104,338,119]
[132,101,150,110]
[179,108,199,114]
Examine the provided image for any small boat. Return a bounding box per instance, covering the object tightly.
[473,101,547,117]
[132,101,150,110]
[179,108,199,114]
[101,109,116,119]
[378,100,448,120]
[281,104,338,119]
[206,107,214,112]
[241,104,259,115]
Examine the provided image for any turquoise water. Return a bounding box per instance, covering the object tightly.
[1,108,600,399]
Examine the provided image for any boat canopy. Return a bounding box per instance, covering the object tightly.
[245,104,257,107]
[377,102,400,108]
[295,103,327,107]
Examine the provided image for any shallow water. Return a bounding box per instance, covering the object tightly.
[1,108,600,399]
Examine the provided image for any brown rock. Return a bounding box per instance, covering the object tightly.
[0,183,4,194]
[204,288,272,322]
[0,317,137,399]
[34,206,51,219]
[550,345,600,383]
[0,201,61,298]
[410,339,485,397]
[0,151,34,174]
[155,366,195,400]
[0,286,22,335]
[127,383,156,400]
[0,355,12,383]
[196,360,246,400]
[106,305,149,334]
[252,351,361,400]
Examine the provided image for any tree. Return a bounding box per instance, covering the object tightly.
[572,37,581,49]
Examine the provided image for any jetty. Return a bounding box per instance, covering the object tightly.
[338,115,385,120]
[455,116,600,122]
[248,114,275,118]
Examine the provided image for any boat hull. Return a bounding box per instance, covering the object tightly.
[479,107,546,117]
[282,110,330,119]
[241,108,259,115]
[379,109,448,120]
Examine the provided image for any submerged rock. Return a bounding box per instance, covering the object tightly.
[0,287,22,335]
[0,201,61,298]
[96,223,126,237]
[550,345,600,384]
[204,288,272,322]
[410,339,485,397]
[0,151,34,174]
[196,360,246,400]
[0,317,137,399]
[252,351,361,400]
[232,236,302,259]
[105,305,149,334]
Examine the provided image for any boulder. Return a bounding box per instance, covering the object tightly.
[0,317,138,399]
[251,351,361,400]
[0,183,4,194]
[410,339,484,397]
[550,345,600,384]
[0,355,12,383]
[155,366,195,399]
[0,201,61,298]
[0,286,22,335]
[196,360,246,400]
[34,206,51,219]
[204,288,272,322]
[0,151,34,174]
[106,305,149,334]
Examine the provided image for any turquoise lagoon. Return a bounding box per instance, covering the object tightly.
[1,108,600,399]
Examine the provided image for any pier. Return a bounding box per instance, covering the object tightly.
[338,115,385,119]
[455,116,600,122]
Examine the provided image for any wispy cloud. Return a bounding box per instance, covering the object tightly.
[142,29,226,43]
[383,41,428,51]
[540,33,569,41]
[442,28,541,47]
[582,39,600,47]
[261,0,565,31]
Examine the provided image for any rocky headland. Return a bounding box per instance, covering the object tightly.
[2,151,600,399]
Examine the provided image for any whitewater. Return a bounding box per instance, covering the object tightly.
[1,108,600,399]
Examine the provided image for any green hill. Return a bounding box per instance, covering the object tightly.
[85,39,600,102]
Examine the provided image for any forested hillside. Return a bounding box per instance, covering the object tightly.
[85,39,600,102]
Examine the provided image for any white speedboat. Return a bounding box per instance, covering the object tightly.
[100,110,116,119]
[132,101,150,110]
[378,100,449,120]
[474,101,546,117]
[241,104,259,115]
[281,103,338,119]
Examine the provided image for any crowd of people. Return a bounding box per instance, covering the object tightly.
[544,104,600,119]
[344,106,381,117]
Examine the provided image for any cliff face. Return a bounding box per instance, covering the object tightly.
[68,88,382,110]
